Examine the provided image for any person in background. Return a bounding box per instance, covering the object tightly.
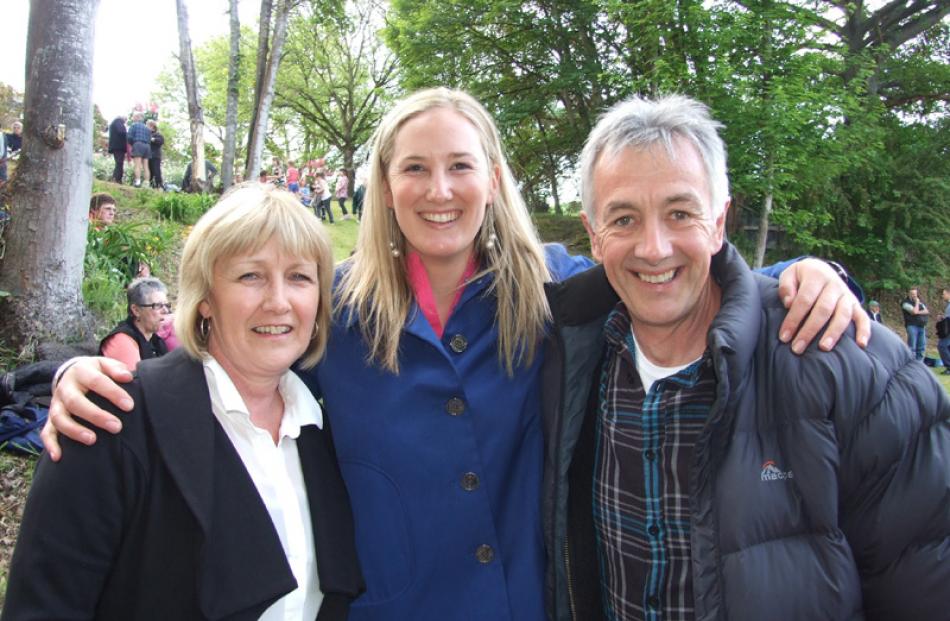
[938,287,950,375]
[335,169,349,218]
[88,193,150,277]
[5,120,23,153]
[182,160,219,192]
[88,192,117,229]
[146,120,164,190]
[286,160,300,193]
[3,184,364,619]
[0,129,7,188]
[317,173,333,223]
[107,116,127,184]
[99,277,170,370]
[0,120,23,185]
[351,173,365,221]
[869,299,883,323]
[541,93,950,621]
[901,286,929,360]
[126,112,151,188]
[41,88,868,621]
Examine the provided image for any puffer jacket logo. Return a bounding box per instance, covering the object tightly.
[760,459,794,481]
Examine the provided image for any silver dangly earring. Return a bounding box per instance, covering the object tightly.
[484,204,498,251]
[199,316,211,340]
[389,213,402,258]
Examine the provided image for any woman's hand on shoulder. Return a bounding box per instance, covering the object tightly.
[776,258,870,355]
[42,357,135,461]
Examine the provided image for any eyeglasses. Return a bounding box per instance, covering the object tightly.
[139,303,172,311]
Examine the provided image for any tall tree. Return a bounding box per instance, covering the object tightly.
[276,0,397,188]
[221,0,242,189]
[246,0,273,168]
[175,0,206,192]
[245,0,294,179]
[0,0,101,348]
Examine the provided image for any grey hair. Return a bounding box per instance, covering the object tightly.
[127,277,166,312]
[580,94,729,223]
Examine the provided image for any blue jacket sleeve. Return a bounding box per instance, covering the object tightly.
[758,256,865,303]
[543,243,596,282]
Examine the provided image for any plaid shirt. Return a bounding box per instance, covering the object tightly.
[127,121,151,145]
[593,303,716,621]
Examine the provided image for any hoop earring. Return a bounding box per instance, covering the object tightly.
[483,204,498,251]
[389,212,402,258]
[199,316,211,340]
[310,322,319,341]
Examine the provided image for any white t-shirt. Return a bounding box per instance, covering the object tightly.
[630,329,701,394]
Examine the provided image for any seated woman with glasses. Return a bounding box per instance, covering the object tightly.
[99,277,171,369]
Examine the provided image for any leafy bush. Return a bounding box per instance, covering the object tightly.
[83,220,178,326]
[150,193,216,224]
[92,152,116,181]
[82,251,127,325]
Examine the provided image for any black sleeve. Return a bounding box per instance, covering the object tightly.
[1,398,146,620]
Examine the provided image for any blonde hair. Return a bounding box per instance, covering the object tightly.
[336,87,552,375]
[175,183,334,369]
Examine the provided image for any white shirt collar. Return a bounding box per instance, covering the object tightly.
[202,356,323,438]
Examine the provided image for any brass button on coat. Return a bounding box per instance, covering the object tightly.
[475,544,494,564]
[461,472,480,491]
[449,334,468,353]
[445,397,465,416]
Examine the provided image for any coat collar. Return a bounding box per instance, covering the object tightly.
[707,242,763,390]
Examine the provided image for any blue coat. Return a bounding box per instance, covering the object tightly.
[298,245,592,620]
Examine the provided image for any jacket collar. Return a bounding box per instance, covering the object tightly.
[137,349,217,534]
[137,351,296,617]
[707,242,762,391]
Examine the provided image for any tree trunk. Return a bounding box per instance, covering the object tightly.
[246,0,289,180]
[221,0,241,189]
[175,0,206,192]
[245,0,291,181]
[0,0,100,349]
[753,192,773,269]
[547,169,561,216]
[245,0,273,176]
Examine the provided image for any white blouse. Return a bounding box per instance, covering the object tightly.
[203,357,323,620]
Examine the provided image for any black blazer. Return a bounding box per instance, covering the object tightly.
[2,349,364,620]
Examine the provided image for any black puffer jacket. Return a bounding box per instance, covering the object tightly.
[541,243,950,621]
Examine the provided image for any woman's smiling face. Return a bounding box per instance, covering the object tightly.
[385,107,499,270]
[199,237,320,385]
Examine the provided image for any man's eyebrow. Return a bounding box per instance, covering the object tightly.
[665,191,703,205]
[602,200,638,215]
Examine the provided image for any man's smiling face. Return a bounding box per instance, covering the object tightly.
[582,137,727,334]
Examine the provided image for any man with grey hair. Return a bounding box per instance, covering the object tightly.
[541,94,950,620]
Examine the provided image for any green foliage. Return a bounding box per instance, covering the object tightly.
[82,250,128,325]
[0,82,23,128]
[150,193,216,224]
[83,219,177,325]
[92,152,117,181]
[275,0,397,174]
